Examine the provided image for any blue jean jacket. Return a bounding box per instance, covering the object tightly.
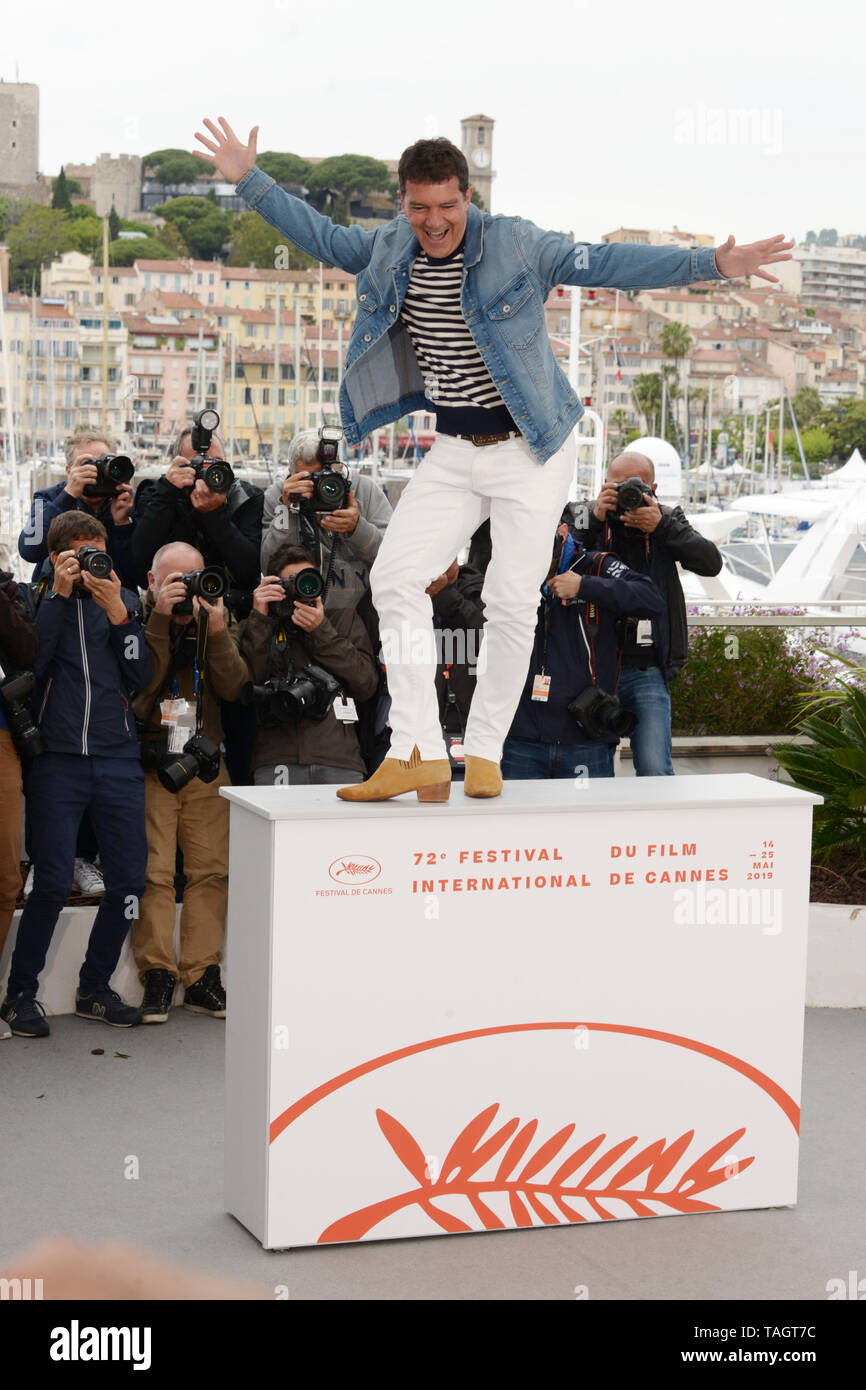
[237,168,724,463]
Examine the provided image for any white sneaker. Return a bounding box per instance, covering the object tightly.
[22,862,34,898]
[73,859,105,895]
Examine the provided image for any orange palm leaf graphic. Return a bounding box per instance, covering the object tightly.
[318,1105,754,1243]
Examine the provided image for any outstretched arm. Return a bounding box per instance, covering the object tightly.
[520,218,792,293]
[192,116,378,274]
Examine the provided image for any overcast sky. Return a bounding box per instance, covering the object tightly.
[3,0,861,245]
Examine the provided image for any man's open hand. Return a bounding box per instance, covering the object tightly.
[715,233,793,284]
[193,117,258,185]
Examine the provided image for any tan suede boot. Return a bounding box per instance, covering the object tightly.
[463,755,503,798]
[337,745,451,802]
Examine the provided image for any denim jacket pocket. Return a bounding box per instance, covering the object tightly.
[485,275,538,350]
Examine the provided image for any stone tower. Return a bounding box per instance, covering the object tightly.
[0,81,39,191]
[91,153,142,219]
[460,114,494,212]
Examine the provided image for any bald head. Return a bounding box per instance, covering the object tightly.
[606,452,656,487]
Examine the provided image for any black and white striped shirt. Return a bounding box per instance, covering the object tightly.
[401,239,512,428]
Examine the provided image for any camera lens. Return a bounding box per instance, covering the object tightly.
[203,462,231,493]
[198,569,226,599]
[157,752,199,793]
[293,568,323,602]
[316,472,343,500]
[105,455,134,485]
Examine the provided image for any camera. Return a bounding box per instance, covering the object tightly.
[241,663,340,724]
[310,426,349,511]
[0,667,43,761]
[82,453,135,500]
[157,731,222,794]
[186,409,234,495]
[616,476,652,514]
[172,566,226,616]
[75,546,114,580]
[269,567,324,619]
[567,686,637,740]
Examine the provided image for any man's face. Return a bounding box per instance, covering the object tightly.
[68,443,111,512]
[181,433,226,463]
[400,177,471,258]
[151,548,202,624]
[605,455,657,495]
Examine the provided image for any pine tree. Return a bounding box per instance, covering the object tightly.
[108,204,120,241]
[52,166,72,211]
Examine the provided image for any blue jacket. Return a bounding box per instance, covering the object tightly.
[509,549,665,745]
[19,481,139,591]
[32,583,153,758]
[236,167,724,463]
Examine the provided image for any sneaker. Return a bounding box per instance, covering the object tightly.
[140,969,177,1024]
[0,990,50,1038]
[75,986,141,1028]
[22,863,34,899]
[183,964,226,1018]
[73,859,105,895]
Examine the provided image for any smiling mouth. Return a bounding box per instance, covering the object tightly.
[425,230,448,241]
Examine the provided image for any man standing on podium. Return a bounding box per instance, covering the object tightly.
[193,116,791,802]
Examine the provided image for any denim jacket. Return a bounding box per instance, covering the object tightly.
[236,168,724,464]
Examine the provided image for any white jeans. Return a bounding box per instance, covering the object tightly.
[370,430,577,763]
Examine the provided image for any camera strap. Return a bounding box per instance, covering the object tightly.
[194,611,208,736]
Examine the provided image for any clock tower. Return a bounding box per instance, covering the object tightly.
[460,113,494,212]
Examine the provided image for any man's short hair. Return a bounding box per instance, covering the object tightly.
[151,541,203,578]
[48,512,108,553]
[165,428,226,461]
[398,138,469,196]
[268,542,317,577]
[64,431,116,468]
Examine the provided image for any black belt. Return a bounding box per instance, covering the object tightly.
[457,430,521,447]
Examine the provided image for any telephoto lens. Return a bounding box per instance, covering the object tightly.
[157,732,221,793]
[75,546,114,579]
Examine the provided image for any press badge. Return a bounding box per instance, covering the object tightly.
[333,696,358,723]
[636,620,654,646]
[531,673,551,702]
[160,698,196,752]
[448,737,465,764]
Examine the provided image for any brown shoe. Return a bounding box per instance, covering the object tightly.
[337,745,451,802]
[464,755,503,798]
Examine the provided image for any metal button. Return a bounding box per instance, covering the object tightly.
[389,304,396,313]
[363,332,372,342]
[503,303,511,312]
[359,293,367,301]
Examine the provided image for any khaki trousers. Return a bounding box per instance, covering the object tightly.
[0,730,23,960]
[133,762,230,987]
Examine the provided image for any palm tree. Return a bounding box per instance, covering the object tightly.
[660,322,692,454]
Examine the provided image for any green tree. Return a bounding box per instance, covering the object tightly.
[51,166,72,211]
[822,399,866,459]
[143,149,204,185]
[306,154,389,201]
[228,210,316,270]
[108,205,120,241]
[790,386,823,431]
[470,188,485,210]
[108,237,180,266]
[783,427,832,465]
[153,196,230,259]
[7,204,74,290]
[805,229,817,244]
[631,373,662,431]
[817,228,838,247]
[257,151,312,188]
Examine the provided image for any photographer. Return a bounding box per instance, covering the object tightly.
[260,428,392,613]
[132,424,264,593]
[573,451,723,776]
[0,571,38,989]
[132,542,250,1024]
[0,514,152,1038]
[18,431,137,591]
[239,542,380,785]
[431,560,486,778]
[502,519,664,780]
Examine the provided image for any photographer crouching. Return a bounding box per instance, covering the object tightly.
[574,452,723,775]
[239,543,380,786]
[132,543,250,1024]
[502,516,665,779]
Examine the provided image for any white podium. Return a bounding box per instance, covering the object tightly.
[222,774,819,1250]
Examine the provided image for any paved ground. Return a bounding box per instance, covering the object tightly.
[1,1008,862,1300]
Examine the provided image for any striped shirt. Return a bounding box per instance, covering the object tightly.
[401,238,512,429]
